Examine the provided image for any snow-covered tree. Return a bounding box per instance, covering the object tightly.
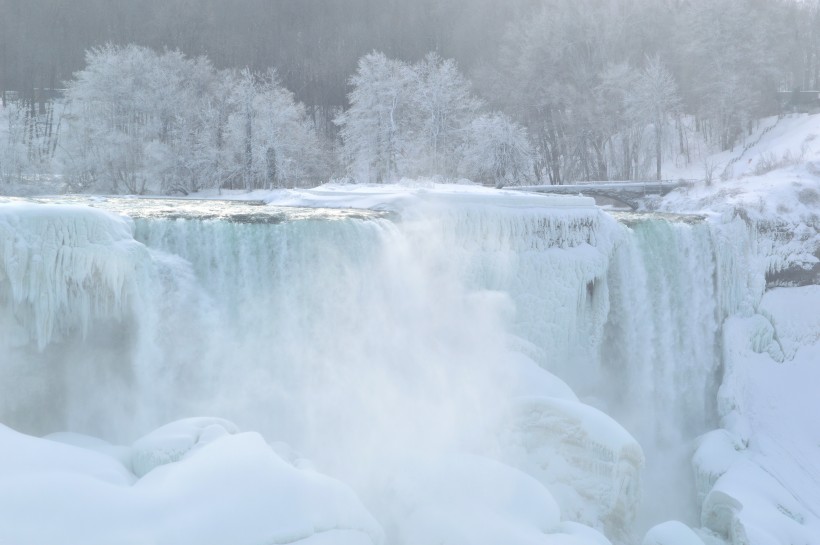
[225,68,322,190]
[336,52,414,183]
[61,45,173,193]
[59,45,322,194]
[460,113,531,188]
[627,56,681,181]
[338,51,485,182]
[0,102,28,184]
[408,52,482,177]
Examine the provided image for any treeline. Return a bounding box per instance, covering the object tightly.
[483,0,820,183]
[57,46,325,193]
[1,45,530,192]
[1,0,819,192]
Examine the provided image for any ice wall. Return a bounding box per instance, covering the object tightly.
[0,203,152,435]
[0,202,144,349]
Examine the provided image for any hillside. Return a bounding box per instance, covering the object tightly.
[659,112,820,287]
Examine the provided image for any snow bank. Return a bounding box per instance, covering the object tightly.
[759,286,820,360]
[0,420,383,545]
[694,286,820,545]
[191,180,598,214]
[392,454,563,545]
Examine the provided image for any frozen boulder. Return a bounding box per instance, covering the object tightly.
[392,454,562,545]
[642,521,705,545]
[0,421,384,545]
[133,429,384,545]
[0,423,134,487]
[502,396,644,542]
[130,416,239,477]
[692,430,744,505]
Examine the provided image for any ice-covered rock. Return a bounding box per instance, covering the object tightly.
[692,430,744,505]
[759,286,820,361]
[502,396,644,542]
[642,521,705,545]
[391,454,563,545]
[130,416,239,477]
[0,422,384,545]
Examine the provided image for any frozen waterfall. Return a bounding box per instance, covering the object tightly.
[0,192,768,545]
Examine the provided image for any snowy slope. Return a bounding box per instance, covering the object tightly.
[659,114,819,301]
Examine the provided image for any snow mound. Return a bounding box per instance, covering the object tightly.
[697,285,820,545]
[130,417,240,477]
[0,421,383,545]
[391,454,565,545]
[45,431,133,468]
[642,521,705,545]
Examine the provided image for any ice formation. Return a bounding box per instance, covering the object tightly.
[0,202,145,349]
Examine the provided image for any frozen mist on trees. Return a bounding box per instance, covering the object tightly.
[4,0,820,191]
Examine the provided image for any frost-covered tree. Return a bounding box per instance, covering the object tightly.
[627,56,681,181]
[338,51,484,182]
[489,0,621,185]
[61,45,175,193]
[0,102,28,184]
[672,0,789,150]
[60,45,322,194]
[408,53,482,177]
[336,52,414,183]
[460,113,531,188]
[596,62,643,181]
[226,68,322,190]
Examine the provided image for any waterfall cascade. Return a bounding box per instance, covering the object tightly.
[0,192,786,545]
